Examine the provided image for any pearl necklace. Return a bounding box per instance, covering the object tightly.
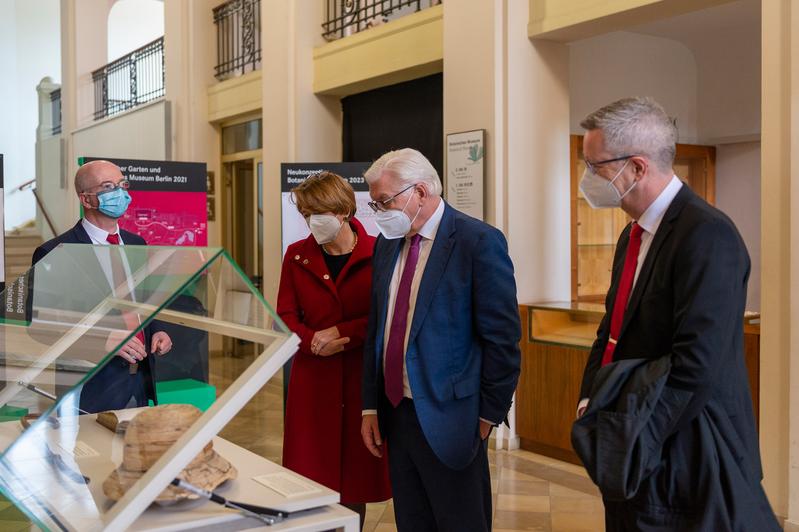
[323,232,358,255]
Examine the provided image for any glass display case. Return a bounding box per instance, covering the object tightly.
[0,244,300,531]
[528,301,603,349]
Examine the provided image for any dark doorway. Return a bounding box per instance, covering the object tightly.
[342,73,443,177]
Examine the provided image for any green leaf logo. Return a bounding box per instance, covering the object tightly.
[467,144,484,163]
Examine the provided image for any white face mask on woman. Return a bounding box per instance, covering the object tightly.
[307,214,343,244]
[579,159,636,209]
[374,190,422,239]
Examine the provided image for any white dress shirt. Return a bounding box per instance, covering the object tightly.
[633,176,683,285]
[578,176,683,413]
[383,198,445,399]
[82,218,126,293]
[362,199,445,416]
[81,217,141,308]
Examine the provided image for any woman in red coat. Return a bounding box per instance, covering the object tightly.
[277,171,391,527]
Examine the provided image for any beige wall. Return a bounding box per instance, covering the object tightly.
[261,0,341,303]
[506,3,572,305]
[760,0,792,521]
[164,0,221,246]
[58,0,117,231]
[443,0,501,226]
[569,31,699,143]
[313,5,443,97]
[72,100,170,162]
[715,142,761,311]
[528,0,734,41]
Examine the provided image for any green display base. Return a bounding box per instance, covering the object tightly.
[0,405,29,422]
[148,379,216,412]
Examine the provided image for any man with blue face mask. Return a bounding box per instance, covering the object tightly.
[32,160,172,412]
[360,148,521,532]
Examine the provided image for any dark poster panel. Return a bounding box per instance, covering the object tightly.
[342,73,443,178]
[79,157,208,246]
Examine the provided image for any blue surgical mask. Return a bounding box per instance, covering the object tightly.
[97,188,132,218]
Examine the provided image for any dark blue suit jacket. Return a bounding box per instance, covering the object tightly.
[362,202,521,469]
[32,221,161,412]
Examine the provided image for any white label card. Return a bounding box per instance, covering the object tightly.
[252,472,322,498]
[57,440,99,459]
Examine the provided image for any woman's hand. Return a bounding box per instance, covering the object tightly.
[311,326,340,354]
[317,337,350,356]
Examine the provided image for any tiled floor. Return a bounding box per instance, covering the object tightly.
[215,349,606,532]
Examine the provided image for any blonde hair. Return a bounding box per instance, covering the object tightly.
[364,148,442,196]
[292,171,356,219]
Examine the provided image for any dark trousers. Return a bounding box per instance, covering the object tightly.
[78,358,147,413]
[386,399,492,532]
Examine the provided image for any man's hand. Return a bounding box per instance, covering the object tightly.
[151,331,172,355]
[576,405,587,418]
[479,419,493,440]
[318,337,350,356]
[106,331,147,364]
[361,414,383,458]
[311,326,340,355]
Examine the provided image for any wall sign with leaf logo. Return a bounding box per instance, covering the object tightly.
[446,129,485,220]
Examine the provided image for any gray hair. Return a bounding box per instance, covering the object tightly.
[580,97,677,172]
[364,148,442,196]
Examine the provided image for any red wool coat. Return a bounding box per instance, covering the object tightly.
[277,218,391,504]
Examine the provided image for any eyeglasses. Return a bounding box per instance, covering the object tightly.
[81,179,130,195]
[367,183,416,213]
[583,155,635,174]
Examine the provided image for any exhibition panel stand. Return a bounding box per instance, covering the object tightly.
[0,244,354,530]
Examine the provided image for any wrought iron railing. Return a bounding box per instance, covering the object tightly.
[92,36,165,121]
[50,89,61,135]
[322,0,440,41]
[213,0,261,81]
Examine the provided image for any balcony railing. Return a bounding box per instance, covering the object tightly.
[322,0,440,41]
[214,0,262,81]
[92,36,165,121]
[50,89,61,135]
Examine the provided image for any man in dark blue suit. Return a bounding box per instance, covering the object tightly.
[360,148,521,531]
[32,160,172,412]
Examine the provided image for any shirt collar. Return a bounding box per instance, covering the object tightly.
[81,217,119,244]
[636,175,683,235]
[412,197,445,241]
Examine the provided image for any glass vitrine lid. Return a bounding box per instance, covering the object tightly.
[0,244,298,531]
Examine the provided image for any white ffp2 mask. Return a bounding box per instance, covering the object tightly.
[579,159,635,209]
[374,190,422,239]
[307,214,343,244]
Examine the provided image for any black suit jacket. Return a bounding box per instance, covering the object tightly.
[573,356,778,530]
[579,185,766,522]
[32,220,161,408]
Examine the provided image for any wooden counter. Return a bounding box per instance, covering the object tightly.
[516,302,761,465]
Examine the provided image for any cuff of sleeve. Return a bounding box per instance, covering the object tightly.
[576,398,589,416]
[479,417,499,426]
[362,409,378,416]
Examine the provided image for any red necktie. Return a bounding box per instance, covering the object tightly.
[107,233,146,371]
[384,234,422,407]
[601,222,644,367]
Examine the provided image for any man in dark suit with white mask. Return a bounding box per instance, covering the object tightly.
[576,97,777,530]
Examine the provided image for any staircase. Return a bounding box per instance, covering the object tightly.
[4,229,43,284]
